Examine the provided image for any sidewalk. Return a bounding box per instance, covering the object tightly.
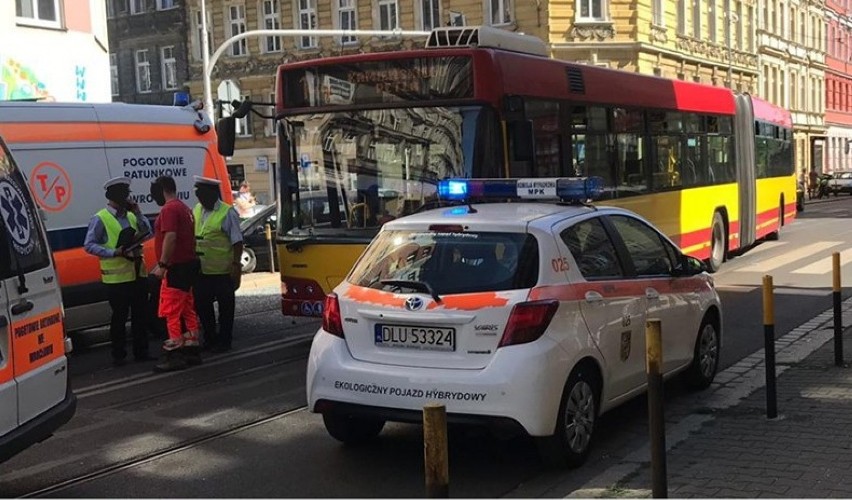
[565,296,852,498]
[239,271,279,291]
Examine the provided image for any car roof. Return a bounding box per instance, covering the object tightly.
[384,202,630,231]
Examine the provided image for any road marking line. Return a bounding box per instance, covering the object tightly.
[736,241,843,273]
[792,249,852,275]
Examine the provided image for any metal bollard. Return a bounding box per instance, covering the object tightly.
[833,252,843,367]
[645,318,667,498]
[423,403,449,498]
[763,275,777,419]
[265,223,276,274]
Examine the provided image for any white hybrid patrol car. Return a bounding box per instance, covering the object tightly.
[307,177,721,467]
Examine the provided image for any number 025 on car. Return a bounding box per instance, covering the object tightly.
[374,324,456,351]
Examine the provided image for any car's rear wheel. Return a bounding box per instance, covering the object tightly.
[706,211,726,273]
[684,317,720,390]
[240,247,257,274]
[322,413,385,444]
[537,366,600,468]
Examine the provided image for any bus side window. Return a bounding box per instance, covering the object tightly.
[571,106,614,197]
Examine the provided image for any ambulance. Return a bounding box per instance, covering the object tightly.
[0,134,75,463]
[0,99,233,332]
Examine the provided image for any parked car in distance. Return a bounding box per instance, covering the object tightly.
[239,204,276,273]
[831,171,852,195]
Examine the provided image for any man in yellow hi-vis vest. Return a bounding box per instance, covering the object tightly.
[83,177,152,366]
[192,176,243,353]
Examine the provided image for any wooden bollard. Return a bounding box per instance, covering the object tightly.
[833,252,843,367]
[645,318,667,498]
[763,275,777,419]
[423,403,449,498]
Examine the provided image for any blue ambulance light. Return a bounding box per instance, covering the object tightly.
[173,91,190,106]
[437,177,605,203]
[438,179,468,200]
[555,177,604,201]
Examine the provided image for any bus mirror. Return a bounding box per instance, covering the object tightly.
[509,120,535,162]
[216,117,236,156]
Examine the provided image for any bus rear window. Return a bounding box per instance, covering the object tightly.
[348,230,539,295]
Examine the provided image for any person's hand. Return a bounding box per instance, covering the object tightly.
[153,265,166,279]
[126,199,140,213]
[114,246,126,258]
[231,262,242,290]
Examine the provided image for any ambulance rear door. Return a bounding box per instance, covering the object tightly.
[0,138,67,426]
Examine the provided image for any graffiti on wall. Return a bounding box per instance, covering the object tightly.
[0,56,50,100]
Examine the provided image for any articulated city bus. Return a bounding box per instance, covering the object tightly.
[218,26,794,318]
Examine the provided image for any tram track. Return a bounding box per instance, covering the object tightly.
[19,406,308,498]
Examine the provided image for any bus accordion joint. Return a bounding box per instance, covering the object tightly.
[436,177,605,204]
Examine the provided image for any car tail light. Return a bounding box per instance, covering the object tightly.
[498,300,559,348]
[322,293,344,338]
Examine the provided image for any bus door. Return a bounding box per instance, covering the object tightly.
[734,94,757,247]
[0,142,67,428]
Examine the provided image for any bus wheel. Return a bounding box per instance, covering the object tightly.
[707,212,726,273]
[765,202,783,241]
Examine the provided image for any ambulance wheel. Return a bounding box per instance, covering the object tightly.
[536,365,600,469]
[322,413,385,445]
[684,314,720,390]
[706,211,726,273]
[240,248,257,274]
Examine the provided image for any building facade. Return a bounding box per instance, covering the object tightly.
[107,0,192,105]
[756,0,826,177]
[550,0,759,92]
[825,0,852,173]
[1,0,110,102]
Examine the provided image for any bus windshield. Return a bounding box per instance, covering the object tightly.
[285,104,501,231]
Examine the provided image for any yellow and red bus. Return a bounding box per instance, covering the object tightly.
[217,26,794,318]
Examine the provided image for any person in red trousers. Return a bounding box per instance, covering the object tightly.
[149,175,202,372]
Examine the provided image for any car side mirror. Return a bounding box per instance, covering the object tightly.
[216,117,236,156]
[674,255,707,276]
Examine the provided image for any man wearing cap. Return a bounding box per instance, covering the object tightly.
[84,177,152,366]
[193,176,243,353]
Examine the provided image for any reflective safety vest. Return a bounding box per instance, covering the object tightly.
[97,209,145,284]
[194,202,233,275]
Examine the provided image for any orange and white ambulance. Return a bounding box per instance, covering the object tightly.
[0,100,233,332]
[0,133,75,463]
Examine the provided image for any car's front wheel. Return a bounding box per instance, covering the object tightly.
[240,247,257,274]
[322,413,385,445]
[537,366,600,468]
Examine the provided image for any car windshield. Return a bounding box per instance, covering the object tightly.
[839,172,852,179]
[348,230,540,295]
[283,105,502,232]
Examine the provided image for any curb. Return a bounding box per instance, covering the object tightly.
[564,294,852,498]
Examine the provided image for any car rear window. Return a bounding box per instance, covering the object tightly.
[348,230,539,295]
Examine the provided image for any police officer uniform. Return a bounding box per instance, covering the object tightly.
[83,177,152,365]
[192,176,243,352]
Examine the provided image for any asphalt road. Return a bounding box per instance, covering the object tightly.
[1,195,850,498]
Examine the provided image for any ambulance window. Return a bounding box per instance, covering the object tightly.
[0,139,51,278]
[608,215,674,276]
[561,218,624,280]
[349,230,539,295]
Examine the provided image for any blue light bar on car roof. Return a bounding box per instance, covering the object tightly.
[437,177,604,202]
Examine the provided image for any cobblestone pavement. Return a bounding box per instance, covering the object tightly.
[566,296,852,498]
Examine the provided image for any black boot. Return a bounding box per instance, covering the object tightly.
[153,345,188,372]
[182,345,203,366]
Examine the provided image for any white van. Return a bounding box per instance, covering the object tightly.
[0,134,76,463]
[0,101,233,332]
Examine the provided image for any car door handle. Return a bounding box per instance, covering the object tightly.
[585,291,604,303]
[645,288,660,300]
[11,300,34,315]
